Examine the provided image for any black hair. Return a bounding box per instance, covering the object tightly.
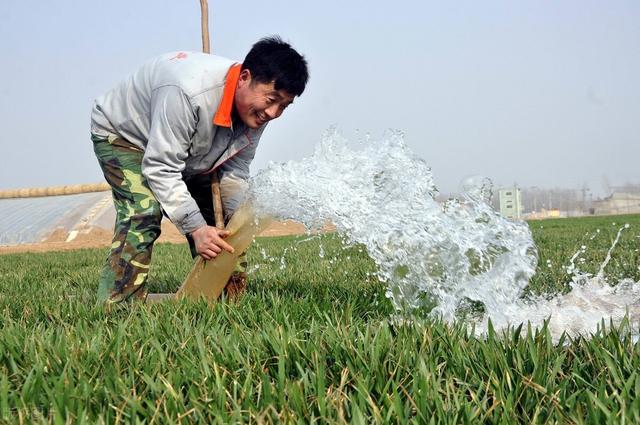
[242,36,309,97]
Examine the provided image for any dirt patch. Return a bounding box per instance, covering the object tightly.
[260,220,335,237]
[260,220,307,237]
[0,220,321,255]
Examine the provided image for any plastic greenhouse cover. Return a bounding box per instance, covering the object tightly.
[0,192,115,245]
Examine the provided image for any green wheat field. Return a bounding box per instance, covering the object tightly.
[1,214,639,423]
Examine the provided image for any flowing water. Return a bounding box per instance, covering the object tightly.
[249,129,639,340]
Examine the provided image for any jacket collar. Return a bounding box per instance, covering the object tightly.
[213,63,242,128]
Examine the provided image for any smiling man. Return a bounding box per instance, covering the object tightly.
[90,36,309,304]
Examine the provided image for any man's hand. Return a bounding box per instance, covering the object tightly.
[190,225,234,260]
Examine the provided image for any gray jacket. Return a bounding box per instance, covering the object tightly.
[91,52,265,234]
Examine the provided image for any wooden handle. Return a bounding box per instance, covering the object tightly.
[211,171,225,229]
[200,0,210,53]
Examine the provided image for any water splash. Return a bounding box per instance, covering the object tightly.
[249,129,638,339]
[482,224,640,341]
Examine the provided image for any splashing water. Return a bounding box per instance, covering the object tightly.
[492,224,640,341]
[250,129,639,339]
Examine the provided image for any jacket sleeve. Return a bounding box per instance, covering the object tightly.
[218,127,265,221]
[141,85,207,234]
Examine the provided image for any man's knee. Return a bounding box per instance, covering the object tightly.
[112,199,163,252]
[124,209,162,247]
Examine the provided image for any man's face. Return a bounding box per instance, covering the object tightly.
[234,69,295,129]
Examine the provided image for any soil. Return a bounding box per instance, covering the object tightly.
[0,220,317,255]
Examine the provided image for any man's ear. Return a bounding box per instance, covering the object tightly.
[237,69,252,88]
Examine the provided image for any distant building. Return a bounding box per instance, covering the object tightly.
[499,187,523,220]
[592,192,640,216]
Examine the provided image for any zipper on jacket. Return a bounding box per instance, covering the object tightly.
[203,129,253,174]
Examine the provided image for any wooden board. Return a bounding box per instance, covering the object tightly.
[147,202,272,303]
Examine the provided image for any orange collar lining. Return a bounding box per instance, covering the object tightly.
[213,63,242,128]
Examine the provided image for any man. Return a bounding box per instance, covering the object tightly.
[90,36,309,303]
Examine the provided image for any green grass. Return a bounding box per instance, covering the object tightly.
[0,214,639,423]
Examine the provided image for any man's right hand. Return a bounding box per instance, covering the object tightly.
[190,225,235,260]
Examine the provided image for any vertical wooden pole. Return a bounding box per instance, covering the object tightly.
[211,176,225,229]
[200,0,225,229]
[200,0,210,54]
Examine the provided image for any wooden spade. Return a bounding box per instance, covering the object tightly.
[147,200,272,303]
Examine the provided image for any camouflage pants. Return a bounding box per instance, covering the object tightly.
[92,134,247,304]
[92,134,162,303]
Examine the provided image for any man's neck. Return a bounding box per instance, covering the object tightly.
[230,107,245,132]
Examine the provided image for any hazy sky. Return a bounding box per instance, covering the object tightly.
[0,0,638,197]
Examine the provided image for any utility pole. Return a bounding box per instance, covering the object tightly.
[581,184,590,216]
